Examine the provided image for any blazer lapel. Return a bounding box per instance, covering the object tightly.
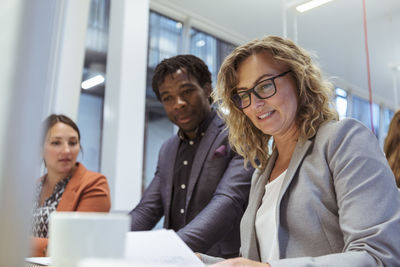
[242,150,278,261]
[57,163,84,211]
[185,116,221,208]
[163,136,180,227]
[242,139,312,260]
[277,138,312,203]
[274,138,312,257]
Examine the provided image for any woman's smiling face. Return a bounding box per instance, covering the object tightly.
[236,52,299,139]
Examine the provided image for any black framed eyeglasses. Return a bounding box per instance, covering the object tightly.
[231,70,292,109]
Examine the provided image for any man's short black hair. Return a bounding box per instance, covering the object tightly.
[152,54,212,101]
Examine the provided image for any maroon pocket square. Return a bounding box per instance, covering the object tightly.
[213,145,227,158]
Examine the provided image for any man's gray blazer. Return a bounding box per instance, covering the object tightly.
[202,118,400,266]
[129,114,253,258]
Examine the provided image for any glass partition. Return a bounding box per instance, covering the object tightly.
[77,0,110,172]
[335,88,348,120]
[190,28,235,88]
[352,95,380,138]
[143,12,183,188]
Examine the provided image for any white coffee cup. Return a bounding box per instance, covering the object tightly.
[49,212,130,267]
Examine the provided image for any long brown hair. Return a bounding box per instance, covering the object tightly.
[384,110,400,187]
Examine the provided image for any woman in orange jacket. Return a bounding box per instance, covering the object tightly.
[31,114,111,257]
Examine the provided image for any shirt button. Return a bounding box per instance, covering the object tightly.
[183,160,188,165]
[201,132,205,136]
[180,209,185,214]
[189,140,194,145]
[181,184,186,189]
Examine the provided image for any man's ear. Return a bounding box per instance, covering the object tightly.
[203,82,212,97]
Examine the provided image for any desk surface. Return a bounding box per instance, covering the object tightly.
[25,257,50,267]
[26,263,48,267]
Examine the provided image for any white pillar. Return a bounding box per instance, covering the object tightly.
[182,17,192,54]
[0,0,64,264]
[283,1,299,43]
[392,71,399,109]
[282,0,288,38]
[46,0,91,121]
[102,0,149,211]
[293,12,298,44]
[379,104,385,149]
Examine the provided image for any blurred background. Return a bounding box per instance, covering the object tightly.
[1,0,399,264]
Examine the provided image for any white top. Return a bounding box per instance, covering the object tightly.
[255,170,287,263]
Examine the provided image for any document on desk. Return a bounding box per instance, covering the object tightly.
[25,257,51,266]
[125,229,205,266]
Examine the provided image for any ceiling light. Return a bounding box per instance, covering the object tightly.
[196,40,205,47]
[81,75,105,90]
[390,63,400,71]
[296,0,334,13]
[175,22,182,29]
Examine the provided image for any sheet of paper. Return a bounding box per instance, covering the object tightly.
[124,229,205,266]
[25,257,51,266]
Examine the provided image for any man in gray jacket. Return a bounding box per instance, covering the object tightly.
[129,55,253,258]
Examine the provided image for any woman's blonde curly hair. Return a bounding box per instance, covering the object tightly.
[213,36,338,170]
[384,110,400,187]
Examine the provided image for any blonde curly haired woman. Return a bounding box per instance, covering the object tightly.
[384,109,400,187]
[199,36,400,267]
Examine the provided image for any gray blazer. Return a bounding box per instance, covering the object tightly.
[129,114,253,258]
[202,118,400,266]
